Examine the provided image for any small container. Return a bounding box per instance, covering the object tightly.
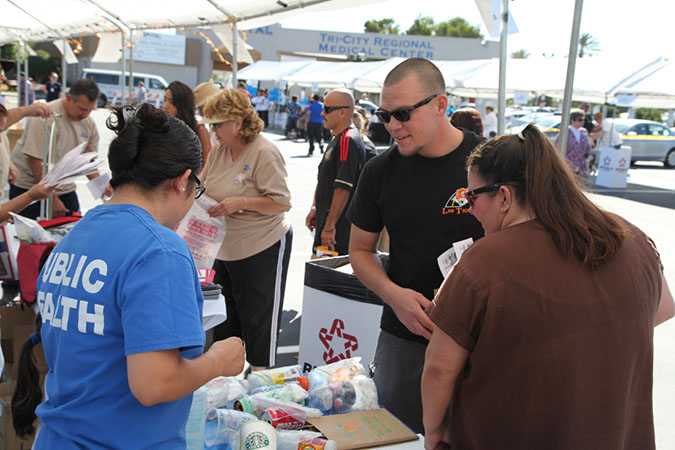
[262,407,306,430]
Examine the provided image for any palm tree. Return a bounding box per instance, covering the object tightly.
[578,33,600,58]
[511,49,530,59]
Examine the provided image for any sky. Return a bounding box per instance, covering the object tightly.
[279,0,674,61]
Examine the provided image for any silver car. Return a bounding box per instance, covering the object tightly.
[609,119,675,167]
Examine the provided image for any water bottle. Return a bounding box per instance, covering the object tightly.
[308,375,378,414]
[306,357,367,391]
[204,408,257,448]
[277,430,338,450]
[247,365,304,390]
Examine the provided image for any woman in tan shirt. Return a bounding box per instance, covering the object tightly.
[200,89,292,372]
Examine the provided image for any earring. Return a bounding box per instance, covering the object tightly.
[500,208,504,213]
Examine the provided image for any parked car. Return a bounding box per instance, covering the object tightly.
[610,119,675,167]
[522,117,675,168]
[81,68,169,107]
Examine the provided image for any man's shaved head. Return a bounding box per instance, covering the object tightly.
[325,88,355,109]
[384,58,445,96]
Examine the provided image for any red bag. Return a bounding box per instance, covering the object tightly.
[17,212,83,306]
[18,242,56,306]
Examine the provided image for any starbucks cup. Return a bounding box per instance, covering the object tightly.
[240,420,277,450]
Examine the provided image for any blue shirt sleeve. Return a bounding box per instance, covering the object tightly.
[121,248,204,356]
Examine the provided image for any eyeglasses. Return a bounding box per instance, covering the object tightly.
[465,182,520,207]
[191,174,206,200]
[374,93,440,123]
[574,118,585,122]
[323,105,351,114]
[210,120,230,130]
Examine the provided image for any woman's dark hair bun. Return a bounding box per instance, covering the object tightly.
[106,103,201,190]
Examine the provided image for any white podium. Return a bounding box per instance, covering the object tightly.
[595,146,632,189]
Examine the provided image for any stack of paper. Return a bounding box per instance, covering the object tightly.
[41,141,104,187]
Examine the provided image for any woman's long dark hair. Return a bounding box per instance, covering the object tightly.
[166,81,198,133]
[467,123,627,269]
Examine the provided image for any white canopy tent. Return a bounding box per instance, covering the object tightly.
[613,59,675,109]
[236,56,675,109]
[235,60,314,83]
[0,0,385,100]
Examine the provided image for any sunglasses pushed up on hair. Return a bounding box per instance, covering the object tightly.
[374,93,440,123]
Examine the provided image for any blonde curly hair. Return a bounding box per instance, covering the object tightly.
[203,89,264,144]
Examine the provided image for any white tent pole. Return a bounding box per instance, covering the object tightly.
[558,0,584,155]
[204,0,238,86]
[23,42,29,106]
[62,40,67,91]
[129,30,134,100]
[497,0,508,136]
[81,0,131,103]
[15,40,21,106]
[232,21,238,88]
[121,33,126,104]
[6,0,69,94]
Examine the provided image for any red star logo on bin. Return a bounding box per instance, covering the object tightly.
[603,156,612,166]
[319,318,359,364]
[619,157,627,167]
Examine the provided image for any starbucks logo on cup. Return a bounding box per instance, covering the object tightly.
[245,431,269,449]
[241,420,276,450]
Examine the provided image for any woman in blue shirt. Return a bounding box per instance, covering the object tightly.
[14,103,245,449]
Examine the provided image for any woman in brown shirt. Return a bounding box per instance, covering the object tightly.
[200,89,292,373]
[422,123,674,450]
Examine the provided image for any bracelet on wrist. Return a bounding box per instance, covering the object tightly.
[324,227,335,232]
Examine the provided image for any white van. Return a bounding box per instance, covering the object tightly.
[81,68,169,106]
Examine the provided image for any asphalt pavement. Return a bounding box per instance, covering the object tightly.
[12,109,675,446]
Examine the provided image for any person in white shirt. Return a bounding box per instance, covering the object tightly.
[483,105,497,138]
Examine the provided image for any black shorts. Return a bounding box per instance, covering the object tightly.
[212,228,293,367]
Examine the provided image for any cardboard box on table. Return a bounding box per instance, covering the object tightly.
[595,146,632,188]
[299,255,387,372]
[308,408,420,449]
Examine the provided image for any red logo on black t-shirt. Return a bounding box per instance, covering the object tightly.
[443,188,471,214]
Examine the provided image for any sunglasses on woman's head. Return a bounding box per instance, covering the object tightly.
[374,93,440,123]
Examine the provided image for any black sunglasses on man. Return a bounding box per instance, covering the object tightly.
[374,93,440,123]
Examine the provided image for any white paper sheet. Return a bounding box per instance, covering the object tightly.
[87,172,112,200]
[41,141,104,187]
[203,294,227,331]
[438,237,475,278]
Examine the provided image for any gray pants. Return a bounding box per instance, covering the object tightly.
[372,330,427,434]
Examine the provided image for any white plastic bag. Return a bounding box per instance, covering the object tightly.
[175,195,226,269]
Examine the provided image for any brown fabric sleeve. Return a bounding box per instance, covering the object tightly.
[427,261,486,352]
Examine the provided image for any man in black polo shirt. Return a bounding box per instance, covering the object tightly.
[306,88,366,256]
[347,58,485,433]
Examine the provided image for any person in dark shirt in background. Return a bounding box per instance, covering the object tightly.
[306,88,367,256]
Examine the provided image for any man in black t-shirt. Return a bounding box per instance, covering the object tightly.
[347,58,484,433]
[306,88,366,255]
